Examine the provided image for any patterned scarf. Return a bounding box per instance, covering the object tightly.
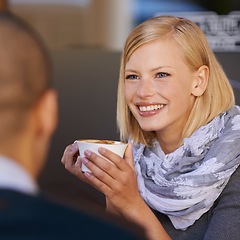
[133,105,240,230]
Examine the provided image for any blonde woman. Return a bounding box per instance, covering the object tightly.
[61,16,240,240]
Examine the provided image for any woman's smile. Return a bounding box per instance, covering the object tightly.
[137,103,165,117]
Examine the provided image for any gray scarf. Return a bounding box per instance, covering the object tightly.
[133,105,240,230]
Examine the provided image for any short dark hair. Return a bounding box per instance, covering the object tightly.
[0,12,52,138]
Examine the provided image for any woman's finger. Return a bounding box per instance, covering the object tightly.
[61,143,79,165]
[97,147,128,172]
[82,150,133,195]
[82,151,115,178]
[61,143,81,177]
[83,163,114,194]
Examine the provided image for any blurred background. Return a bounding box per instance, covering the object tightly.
[3,0,240,51]
[2,0,240,209]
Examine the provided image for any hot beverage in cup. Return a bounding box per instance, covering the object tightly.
[74,139,128,172]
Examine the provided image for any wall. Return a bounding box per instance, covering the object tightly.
[9,0,133,51]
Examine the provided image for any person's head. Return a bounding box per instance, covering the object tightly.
[117,15,235,147]
[0,12,58,177]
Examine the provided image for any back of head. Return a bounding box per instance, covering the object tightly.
[0,12,51,142]
[117,15,235,145]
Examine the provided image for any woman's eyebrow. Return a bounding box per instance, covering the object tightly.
[124,69,138,73]
[151,65,172,71]
[125,65,173,72]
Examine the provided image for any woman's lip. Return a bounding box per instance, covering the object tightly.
[136,102,163,106]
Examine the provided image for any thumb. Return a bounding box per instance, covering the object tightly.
[124,142,134,170]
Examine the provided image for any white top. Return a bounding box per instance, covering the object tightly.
[0,155,39,195]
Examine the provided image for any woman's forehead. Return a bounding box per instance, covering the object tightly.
[125,37,184,69]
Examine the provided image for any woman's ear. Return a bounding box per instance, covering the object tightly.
[191,65,209,97]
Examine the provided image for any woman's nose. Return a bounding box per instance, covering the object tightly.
[137,78,155,98]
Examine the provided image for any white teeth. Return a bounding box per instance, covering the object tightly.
[139,104,164,112]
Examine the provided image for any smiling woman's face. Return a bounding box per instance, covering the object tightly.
[124,37,199,144]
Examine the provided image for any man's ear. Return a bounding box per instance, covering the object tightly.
[191,65,209,97]
[35,89,58,137]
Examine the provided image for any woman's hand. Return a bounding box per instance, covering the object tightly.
[61,142,96,188]
[61,142,142,213]
[80,142,143,214]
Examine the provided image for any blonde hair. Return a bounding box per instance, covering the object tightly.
[117,16,235,146]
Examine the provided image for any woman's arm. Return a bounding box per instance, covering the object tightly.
[106,194,171,240]
[203,165,240,240]
[62,142,171,240]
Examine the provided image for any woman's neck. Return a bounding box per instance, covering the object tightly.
[156,131,182,154]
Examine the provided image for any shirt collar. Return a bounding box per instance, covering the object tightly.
[0,155,39,195]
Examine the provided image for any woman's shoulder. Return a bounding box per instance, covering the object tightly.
[226,163,240,189]
[203,165,240,239]
[216,164,240,205]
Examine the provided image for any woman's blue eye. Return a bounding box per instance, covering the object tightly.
[126,75,138,79]
[156,72,169,78]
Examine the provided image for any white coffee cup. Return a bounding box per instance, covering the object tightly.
[74,139,128,172]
